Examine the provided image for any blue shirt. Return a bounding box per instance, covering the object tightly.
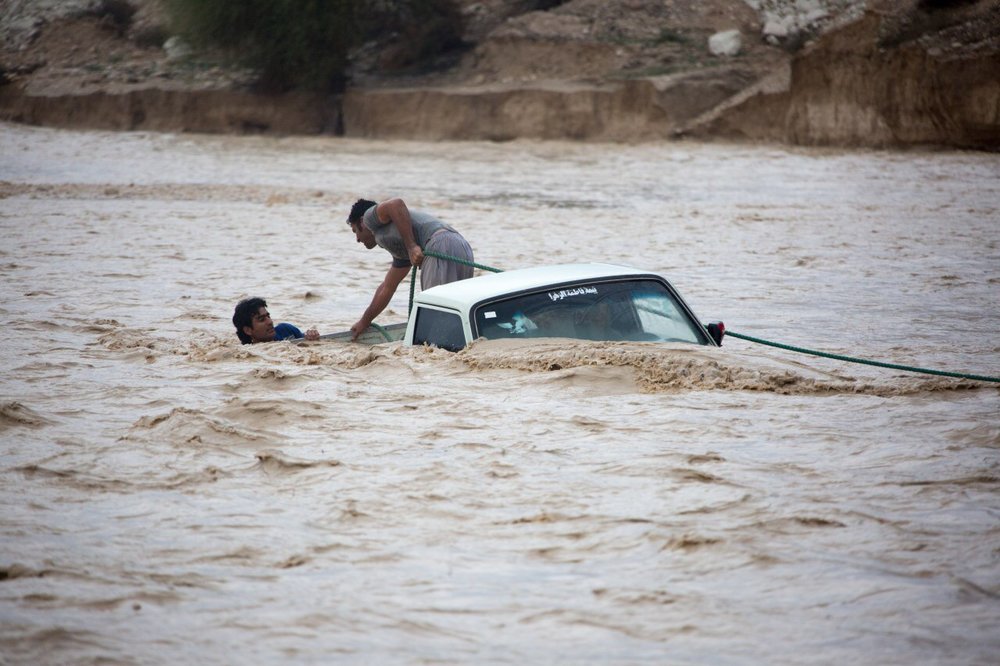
[274,323,304,341]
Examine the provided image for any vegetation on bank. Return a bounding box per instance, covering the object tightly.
[163,0,466,93]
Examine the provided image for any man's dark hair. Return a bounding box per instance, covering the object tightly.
[233,297,267,344]
[348,198,377,225]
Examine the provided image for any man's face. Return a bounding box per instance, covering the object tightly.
[244,306,275,343]
[351,221,377,249]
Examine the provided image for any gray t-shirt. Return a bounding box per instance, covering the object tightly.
[363,207,457,268]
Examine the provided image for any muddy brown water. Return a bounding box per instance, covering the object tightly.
[1,122,998,664]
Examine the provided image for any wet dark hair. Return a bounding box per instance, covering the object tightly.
[348,198,377,225]
[233,297,267,345]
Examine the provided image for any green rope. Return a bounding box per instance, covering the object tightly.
[369,321,394,343]
[407,250,503,315]
[726,330,1000,384]
[423,250,504,274]
[408,265,417,316]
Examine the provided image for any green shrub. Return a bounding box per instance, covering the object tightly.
[164,0,466,92]
[654,28,688,46]
[164,0,359,93]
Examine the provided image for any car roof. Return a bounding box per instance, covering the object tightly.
[414,263,661,312]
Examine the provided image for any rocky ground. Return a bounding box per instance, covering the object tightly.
[0,0,857,93]
[1,0,998,148]
[0,0,255,94]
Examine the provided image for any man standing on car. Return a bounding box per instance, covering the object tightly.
[346,197,474,341]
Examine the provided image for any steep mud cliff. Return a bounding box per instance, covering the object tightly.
[688,9,1000,149]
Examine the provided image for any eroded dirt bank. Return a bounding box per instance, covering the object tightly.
[340,70,757,142]
[688,12,1000,149]
[786,13,1000,148]
[0,87,339,134]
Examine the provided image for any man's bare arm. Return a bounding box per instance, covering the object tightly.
[350,265,410,340]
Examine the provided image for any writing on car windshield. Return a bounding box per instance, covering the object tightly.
[474,279,708,345]
[548,287,598,301]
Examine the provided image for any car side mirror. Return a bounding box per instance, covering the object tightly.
[705,321,725,346]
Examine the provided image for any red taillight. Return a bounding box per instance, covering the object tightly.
[705,321,725,346]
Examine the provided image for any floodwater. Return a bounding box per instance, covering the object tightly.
[0,121,998,665]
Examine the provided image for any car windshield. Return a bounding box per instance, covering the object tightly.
[473,278,709,345]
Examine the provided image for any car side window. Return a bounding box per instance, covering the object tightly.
[633,292,702,343]
[412,307,466,351]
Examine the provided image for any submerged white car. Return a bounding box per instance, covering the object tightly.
[334,263,725,351]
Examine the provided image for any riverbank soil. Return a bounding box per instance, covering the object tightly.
[0,0,997,148]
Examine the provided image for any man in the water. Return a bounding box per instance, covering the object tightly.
[346,197,474,341]
[232,297,319,344]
